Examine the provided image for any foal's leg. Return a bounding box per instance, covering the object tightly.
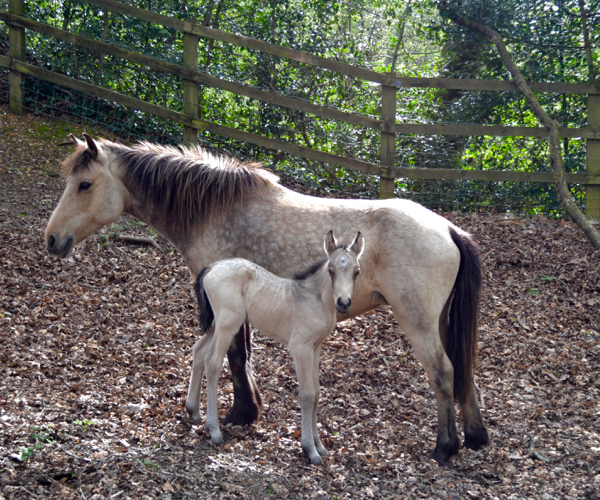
[185,331,214,422]
[311,344,327,457]
[289,343,321,465]
[205,314,246,445]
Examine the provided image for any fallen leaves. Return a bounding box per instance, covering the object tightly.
[1,108,599,499]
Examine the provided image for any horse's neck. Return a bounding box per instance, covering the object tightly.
[120,175,191,253]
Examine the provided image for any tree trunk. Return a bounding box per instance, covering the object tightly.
[447,14,600,249]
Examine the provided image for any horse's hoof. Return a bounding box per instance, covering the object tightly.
[464,426,489,451]
[428,438,460,466]
[316,445,328,456]
[309,455,323,465]
[223,398,261,426]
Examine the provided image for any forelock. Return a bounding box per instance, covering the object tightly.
[61,141,110,178]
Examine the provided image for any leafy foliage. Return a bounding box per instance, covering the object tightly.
[1,0,598,213]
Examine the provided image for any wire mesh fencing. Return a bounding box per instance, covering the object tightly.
[0,0,590,217]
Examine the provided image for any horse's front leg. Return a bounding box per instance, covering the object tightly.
[185,331,214,422]
[290,343,321,465]
[311,344,327,457]
[223,322,263,426]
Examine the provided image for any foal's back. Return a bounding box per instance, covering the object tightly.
[203,258,334,346]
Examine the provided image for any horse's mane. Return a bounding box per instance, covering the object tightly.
[62,140,279,229]
[294,257,328,281]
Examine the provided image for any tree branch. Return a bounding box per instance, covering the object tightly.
[447,13,600,249]
[116,234,162,251]
[578,0,596,81]
[391,0,412,73]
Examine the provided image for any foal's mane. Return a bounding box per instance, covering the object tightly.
[62,140,279,229]
[294,257,328,281]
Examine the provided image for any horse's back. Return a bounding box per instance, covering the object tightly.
[199,188,465,321]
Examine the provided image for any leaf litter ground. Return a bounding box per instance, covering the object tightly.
[0,107,599,499]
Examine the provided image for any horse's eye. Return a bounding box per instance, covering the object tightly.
[328,269,334,276]
[354,270,360,278]
[78,181,92,192]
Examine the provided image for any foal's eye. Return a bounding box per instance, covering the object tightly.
[78,181,92,192]
[328,269,334,277]
[354,270,360,278]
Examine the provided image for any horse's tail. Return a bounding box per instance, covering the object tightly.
[194,266,215,332]
[447,227,482,404]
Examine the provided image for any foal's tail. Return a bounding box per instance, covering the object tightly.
[447,227,482,405]
[195,266,215,332]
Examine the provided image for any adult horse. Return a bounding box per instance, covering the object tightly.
[45,134,488,464]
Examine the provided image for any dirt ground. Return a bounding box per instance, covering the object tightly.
[1,106,599,499]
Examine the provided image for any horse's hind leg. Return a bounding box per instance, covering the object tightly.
[462,382,489,451]
[402,321,460,465]
[223,322,263,426]
[185,331,214,422]
[439,291,488,451]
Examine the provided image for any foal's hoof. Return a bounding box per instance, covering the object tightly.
[308,454,323,465]
[316,444,328,457]
[185,403,201,423]
[187,412,202,424]
[207,427,224,445]
[210,435,224,446]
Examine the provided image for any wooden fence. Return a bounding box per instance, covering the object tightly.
[2,0,600,215]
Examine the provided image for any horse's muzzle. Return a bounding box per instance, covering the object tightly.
[335,298,352,315]
[47,233,74,258]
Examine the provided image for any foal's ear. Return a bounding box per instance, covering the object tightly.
[83,133,99,159]
[350,231,364,258]
[324,230,338,255]
[69,134,85,147]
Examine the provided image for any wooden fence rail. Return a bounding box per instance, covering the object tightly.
[2,0,600,215]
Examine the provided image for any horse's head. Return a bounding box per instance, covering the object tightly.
[45,134,126,258]
[325,230,364,315]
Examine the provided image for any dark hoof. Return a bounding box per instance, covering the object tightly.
[223,399,261,426]
[429,439,460,466]
[464,426,489,451]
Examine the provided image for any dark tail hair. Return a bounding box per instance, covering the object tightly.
[446,227,482,404]
[194,266,215,332]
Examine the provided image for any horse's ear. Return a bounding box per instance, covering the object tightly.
[83,133,99,159]
[324,230,337,255]
[69,134,85,147]
[350,231,364,258]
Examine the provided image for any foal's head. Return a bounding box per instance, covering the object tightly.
[325,231,364,315]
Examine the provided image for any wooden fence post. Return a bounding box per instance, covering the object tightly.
[8,0,25,115]
[380,77,396,199]
[587,93,600,219]
[182,28,199,145]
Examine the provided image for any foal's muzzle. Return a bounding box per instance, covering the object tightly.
[47,233,74,258]
[336,297,352,315]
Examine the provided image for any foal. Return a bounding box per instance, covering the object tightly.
[186,231,363,464]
